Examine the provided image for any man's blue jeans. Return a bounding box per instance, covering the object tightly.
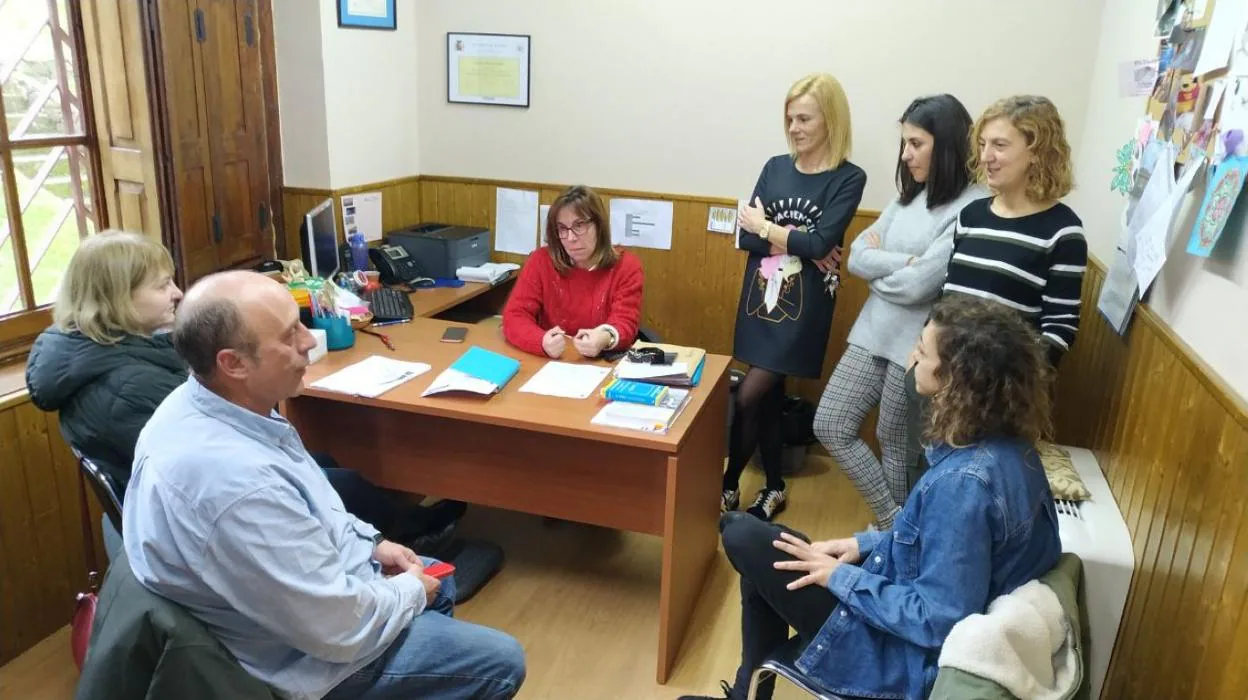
[323,564,526,700]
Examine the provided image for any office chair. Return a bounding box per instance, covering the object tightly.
[73,448,123,535]
[636,325,662,343]
[746,637,849,700]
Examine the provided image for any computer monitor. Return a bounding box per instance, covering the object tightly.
[299,198,339,278]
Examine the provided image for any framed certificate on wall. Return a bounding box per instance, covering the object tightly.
[447,33,532,108]
[337,0,396,30]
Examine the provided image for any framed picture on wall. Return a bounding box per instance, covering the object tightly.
[447,33,532,108]
[337,0,396,30]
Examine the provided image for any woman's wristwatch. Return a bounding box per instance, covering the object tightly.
[600,325,619,350]
[758,221,771,240]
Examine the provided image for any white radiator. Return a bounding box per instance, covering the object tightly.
[1054,446,1134,700]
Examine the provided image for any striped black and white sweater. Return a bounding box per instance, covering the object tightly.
[942,197,1088,365]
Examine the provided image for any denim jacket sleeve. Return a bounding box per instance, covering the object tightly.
[854,529,888,557]
[827,470,995,649]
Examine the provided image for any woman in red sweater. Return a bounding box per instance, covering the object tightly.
[503,185,645,358]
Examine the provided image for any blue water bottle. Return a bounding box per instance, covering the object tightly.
[348,231,369,272]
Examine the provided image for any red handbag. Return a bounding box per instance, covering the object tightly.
[72,466,101,671]
[71,574,98,670]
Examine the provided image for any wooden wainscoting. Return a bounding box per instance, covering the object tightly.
[1053,261,1248,700]
[0,392,104,666]
[281,176,424,263]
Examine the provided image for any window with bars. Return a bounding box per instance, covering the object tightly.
[0,0,101,343]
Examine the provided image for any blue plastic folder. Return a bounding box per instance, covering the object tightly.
[453,346,520,386]
[421,346,521,397]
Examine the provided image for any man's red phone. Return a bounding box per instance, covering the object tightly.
[423,561,455,579]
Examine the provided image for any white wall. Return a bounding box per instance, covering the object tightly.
[273,0,420,189]
[318,0,420,189]
[1069,0,1248,401]
[273,0,330,188]
[414,0,1105,210]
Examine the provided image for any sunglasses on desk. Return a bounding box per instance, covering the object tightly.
[626,347,675,365]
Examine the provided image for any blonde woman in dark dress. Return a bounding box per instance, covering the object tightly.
[725,73,867,522]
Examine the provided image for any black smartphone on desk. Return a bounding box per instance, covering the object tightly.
[440,326,468,343]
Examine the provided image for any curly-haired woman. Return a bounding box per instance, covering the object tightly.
[944,95,1088,368]
[679,295,1061,700]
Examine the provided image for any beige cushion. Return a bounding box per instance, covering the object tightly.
[1037,441,1091,502]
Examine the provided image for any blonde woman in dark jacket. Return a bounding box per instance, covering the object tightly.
[27,231,424,557]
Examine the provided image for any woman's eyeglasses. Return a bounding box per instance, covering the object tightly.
[556,218,593,239]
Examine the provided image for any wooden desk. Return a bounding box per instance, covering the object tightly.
[286,317,729,683]
[406,273,516,319]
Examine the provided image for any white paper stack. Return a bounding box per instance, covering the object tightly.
[519,362,611,399]
[591,389,692,435]
[456,262,519,284]
[309,355,431,398]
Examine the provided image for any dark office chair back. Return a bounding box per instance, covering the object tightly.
[71,449,124,672]
[73,449,123,534]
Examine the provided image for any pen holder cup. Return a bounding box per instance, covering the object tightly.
[312,315,355,351]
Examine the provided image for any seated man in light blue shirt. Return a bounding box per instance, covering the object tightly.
[123,271,525,700]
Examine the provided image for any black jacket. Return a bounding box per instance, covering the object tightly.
[26,328,188,497]
[75,552,279,700]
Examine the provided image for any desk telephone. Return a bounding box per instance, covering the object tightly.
[369,244,433,287]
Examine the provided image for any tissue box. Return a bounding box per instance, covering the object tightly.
[309,328,328,364]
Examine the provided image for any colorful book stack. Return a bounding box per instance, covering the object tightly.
[592,378,692,434]
[612,342,706,387]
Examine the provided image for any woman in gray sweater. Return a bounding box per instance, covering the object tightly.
[813,95,985,529]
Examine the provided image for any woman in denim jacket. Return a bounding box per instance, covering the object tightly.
[680,295,1062,700]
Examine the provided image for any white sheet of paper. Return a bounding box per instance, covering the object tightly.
[1119,59,1160,97]
[310,355,431,399]
[538,204,550,247]
[494,188,539,255]
[341,192,383,242]
[707,206,736,234]
[1126,142,1176,268]
[1096,249,1139,335]
[1197,0,1248,76]
[615,361,689,380]
[518,362,611,400]
[347,0,388,18]
[609,198,673,250]
[1205,79,1227,119]
[1131,151,1204,294]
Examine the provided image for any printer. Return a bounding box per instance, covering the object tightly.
[385,223,491,280]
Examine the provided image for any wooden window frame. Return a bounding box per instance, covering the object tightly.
[0,0,107,363]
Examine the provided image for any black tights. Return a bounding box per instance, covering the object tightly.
[725,367,786,492]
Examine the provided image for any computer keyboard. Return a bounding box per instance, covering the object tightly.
[365,287,414,323]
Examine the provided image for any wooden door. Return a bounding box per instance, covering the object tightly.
[199,0,272,271]
[153,0,220,281]
[80,0,163,237]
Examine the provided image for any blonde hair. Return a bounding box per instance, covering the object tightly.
[785,73,852,170]
[545,185,620,274]
[54,230,176,345]
[970,95,1074,202]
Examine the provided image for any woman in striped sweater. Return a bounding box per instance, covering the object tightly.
[904,95,1087,483]
[944,95,1087,366]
